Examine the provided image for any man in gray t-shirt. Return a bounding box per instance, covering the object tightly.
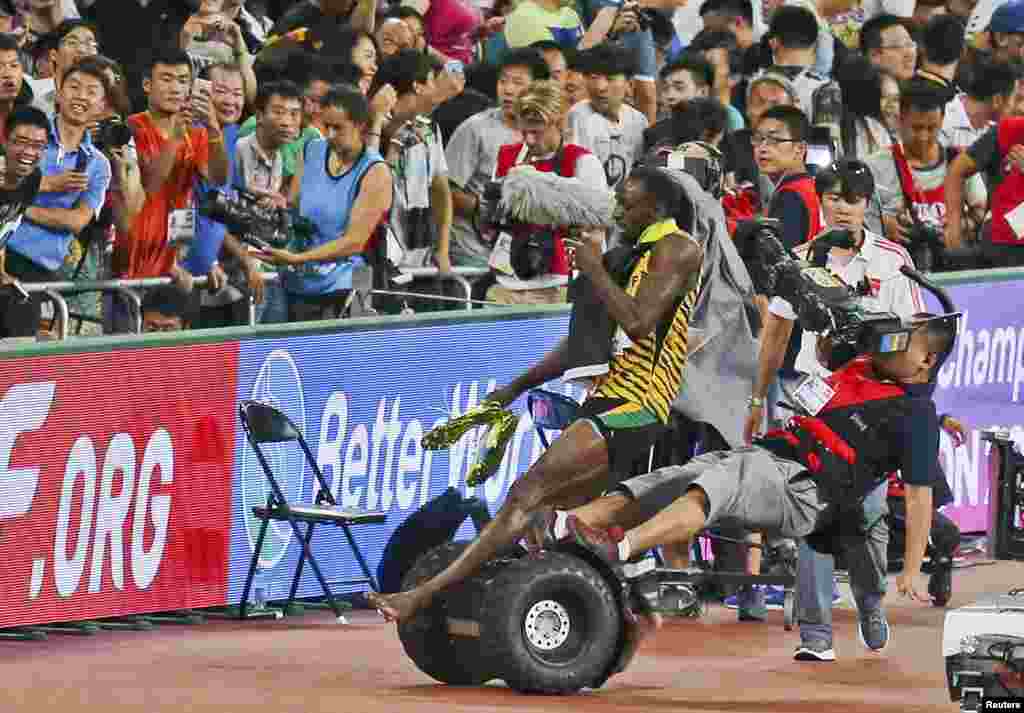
[567,44,649,191]
[444,49,551,268]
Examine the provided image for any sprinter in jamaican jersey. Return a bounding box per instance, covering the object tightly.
[370,166,703,624]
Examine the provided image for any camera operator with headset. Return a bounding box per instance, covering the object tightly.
[742,160,925,656]
[863,78,987,273]
[485,80,608,305]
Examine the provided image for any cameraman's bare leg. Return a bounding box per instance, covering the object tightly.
[369,420,610,622]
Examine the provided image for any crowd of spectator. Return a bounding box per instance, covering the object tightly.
[0,0,1021,340]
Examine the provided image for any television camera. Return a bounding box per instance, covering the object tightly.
[734,219,960,370]
[198,188,314,251]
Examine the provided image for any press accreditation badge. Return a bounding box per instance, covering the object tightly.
[792,375,836,416]
[167,208,196,245]
[488,232,515,276]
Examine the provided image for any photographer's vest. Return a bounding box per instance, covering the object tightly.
[494,142,591,276]
[592,219,702,424]
[891,143,957,229]
[774,174,822,245]
[760,356,912,506]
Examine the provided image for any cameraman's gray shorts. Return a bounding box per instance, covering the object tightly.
[617,447,826,538]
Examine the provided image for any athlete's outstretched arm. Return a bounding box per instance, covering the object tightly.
[489,337,570,407]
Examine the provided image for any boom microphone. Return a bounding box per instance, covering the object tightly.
[492,168,617,228]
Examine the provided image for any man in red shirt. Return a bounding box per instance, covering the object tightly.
[109,47,230,332]
[944,93,1024,267]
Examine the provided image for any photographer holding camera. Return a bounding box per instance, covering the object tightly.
[486,80,607,305]
[864,78,987,272]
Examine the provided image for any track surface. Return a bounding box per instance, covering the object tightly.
[2,559,1022,713]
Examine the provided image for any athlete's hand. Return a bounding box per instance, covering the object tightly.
[486,385,520,408]
[571,232,604,276]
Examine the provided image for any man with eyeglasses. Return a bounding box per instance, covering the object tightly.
[26,19,99,117]
[751,104,820,250]
[861,14,918,82]
[0,107,50,342]
[745,160,925,659]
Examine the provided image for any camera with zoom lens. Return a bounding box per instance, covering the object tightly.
[899,218,945,273]
[198,189,313,251]
[93,117,134,153]
[734,219,959,371]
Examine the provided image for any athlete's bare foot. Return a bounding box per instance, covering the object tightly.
[367,588,429,623]
[614,605,664,674]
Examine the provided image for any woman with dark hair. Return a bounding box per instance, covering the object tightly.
[254,85,394,322]
[831,55,892,159]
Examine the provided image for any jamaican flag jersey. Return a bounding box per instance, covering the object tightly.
[592,218,702,423]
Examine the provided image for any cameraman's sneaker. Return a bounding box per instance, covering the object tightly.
[794,639,836,662]
[857,608,890,653]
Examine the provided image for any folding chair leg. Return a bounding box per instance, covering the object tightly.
[285,517,344,619]
[240,518,271,619]
[340,523,380,592]
[287,522,316,607]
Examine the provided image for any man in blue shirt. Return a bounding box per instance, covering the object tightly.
[5,58,111,332]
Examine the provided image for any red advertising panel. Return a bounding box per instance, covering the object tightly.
[0,344,239,627]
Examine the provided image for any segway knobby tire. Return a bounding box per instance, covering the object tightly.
[397,541,491,686]
[480,551,621,694]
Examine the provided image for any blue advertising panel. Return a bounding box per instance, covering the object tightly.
[227,313,578,602]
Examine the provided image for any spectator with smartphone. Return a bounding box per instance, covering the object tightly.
[181,0,258,106]
[0,106,51,342]
[3,60,111,339]
[108,48,230,333]
[184,62,265,329]
[26,19,99,117]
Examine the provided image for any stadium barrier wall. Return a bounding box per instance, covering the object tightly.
[0,268,1020,627]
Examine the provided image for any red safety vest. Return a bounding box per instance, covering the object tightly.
[495,142,591,276]
[775,174,823,245]
[891,143,956,229]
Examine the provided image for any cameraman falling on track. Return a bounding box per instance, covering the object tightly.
[560,306,958,661]
[744,159,926,659]
[369,167,703,623]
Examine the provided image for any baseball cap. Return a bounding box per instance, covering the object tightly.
[989,0,1024,33]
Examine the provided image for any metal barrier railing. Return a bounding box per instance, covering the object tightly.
[19,267,494,340]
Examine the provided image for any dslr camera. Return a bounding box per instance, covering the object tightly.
[93,116,134,154]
